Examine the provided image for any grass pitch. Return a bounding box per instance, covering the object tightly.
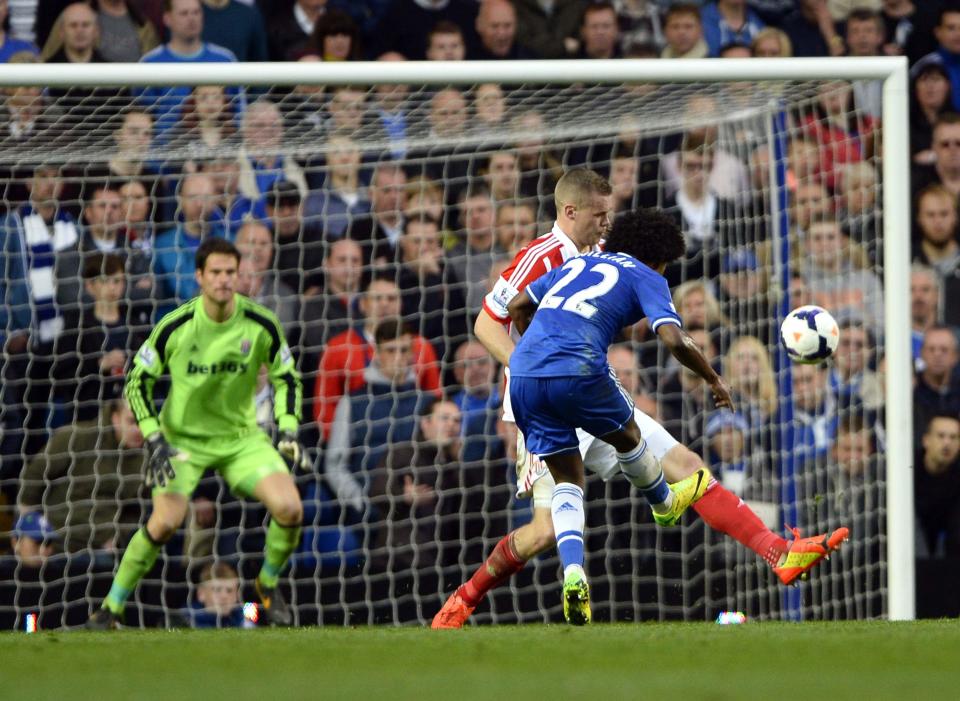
[3,621,959,701]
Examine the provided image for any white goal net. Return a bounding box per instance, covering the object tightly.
[0,59,912,628]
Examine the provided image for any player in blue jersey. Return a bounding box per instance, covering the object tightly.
[507,208,734,625]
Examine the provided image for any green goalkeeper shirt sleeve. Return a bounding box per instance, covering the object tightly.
[261,311,302,435]
[125,305,191,438]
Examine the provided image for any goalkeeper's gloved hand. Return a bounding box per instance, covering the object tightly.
[145,433,182,488]
[277,430,310,470]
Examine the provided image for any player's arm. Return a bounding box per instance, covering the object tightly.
[657,324,734,410]
[265,336,302,435]
[506,289,538,336]
[476,273,520,366]
[474,311,515,366]
[125,329,169,441]
[640,271,734,410]
[505,261,559,336]
[476,247,547,366]
[125,316,185,487]
[262,313,308,468]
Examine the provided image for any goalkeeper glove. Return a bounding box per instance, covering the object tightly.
[144,433,183,488]
[277,430,309,470]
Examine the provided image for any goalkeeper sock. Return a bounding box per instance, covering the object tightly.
[258,519,302,589]
[618,442,673,514]
[104,527,163,614]
[460,532,525,607]
[692,480,787,566]
[551,483,585,571]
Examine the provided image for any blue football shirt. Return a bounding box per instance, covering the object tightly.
[510,252,681,378]
[134,43,243,136]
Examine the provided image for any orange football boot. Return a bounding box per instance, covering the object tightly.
[431,587,475,629]
[773,526,850,586]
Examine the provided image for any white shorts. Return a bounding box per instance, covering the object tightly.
[515,406,680,508]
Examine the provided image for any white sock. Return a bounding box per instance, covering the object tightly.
[618,441,674,514]
[551,482,585,571]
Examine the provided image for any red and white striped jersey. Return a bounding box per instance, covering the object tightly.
[481,222,599,421]
[482,223,597,330]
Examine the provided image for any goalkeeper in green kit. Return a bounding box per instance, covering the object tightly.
[88,238,306,628]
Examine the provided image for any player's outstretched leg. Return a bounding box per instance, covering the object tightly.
[603,421,709,526]
[773,526,851,585]
[252,472,303,626]
[658,442,848,583]
[658,441,789,565]
[432,504,552,629]
[654,467,712,526]
[87,494,187,629]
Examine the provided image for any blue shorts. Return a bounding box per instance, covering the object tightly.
[510,373,635,458]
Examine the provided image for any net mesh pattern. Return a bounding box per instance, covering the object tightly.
[0,76,886,627]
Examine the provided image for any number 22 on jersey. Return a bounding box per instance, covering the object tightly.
[538,258,620,320]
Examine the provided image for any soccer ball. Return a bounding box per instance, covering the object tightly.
[779,305,840,364]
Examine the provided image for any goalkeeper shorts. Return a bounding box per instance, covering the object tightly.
[154,430,289,498]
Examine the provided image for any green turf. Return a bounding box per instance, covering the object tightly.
[3,621,960,700]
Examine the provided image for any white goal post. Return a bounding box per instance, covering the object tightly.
[0,57,913,622]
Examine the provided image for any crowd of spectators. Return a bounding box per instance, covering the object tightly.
[1,0,959,624]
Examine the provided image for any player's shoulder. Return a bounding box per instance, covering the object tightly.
[504,232,564,285]
[520,231,565,260]
[238,295,282,328]
[629,258,665,282]
[589,251,657,274]
[587,252,665,289]
[155,298,199,334]
[148,299,198,359]
[238,296,285,344]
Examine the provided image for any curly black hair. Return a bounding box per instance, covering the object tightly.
[604,208,686,268]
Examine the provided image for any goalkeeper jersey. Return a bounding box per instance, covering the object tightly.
[126,295,301,440]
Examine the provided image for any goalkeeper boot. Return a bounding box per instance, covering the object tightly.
[255,578,293,627]
[431,587,475,629]
[652,467,711,527]
[86,607,122,630]
[773,526,850,586]
[562,566,591,626]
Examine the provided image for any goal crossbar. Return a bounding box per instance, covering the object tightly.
[0,57,909,87]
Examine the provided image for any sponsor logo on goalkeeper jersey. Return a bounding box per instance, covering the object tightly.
[186,360,250,375]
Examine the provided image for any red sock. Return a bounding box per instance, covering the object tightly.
[460,533,526,607]
[692,481,787,566]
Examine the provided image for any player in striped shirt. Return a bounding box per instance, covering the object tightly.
[433,168,848,628]
[88,238,306,629]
